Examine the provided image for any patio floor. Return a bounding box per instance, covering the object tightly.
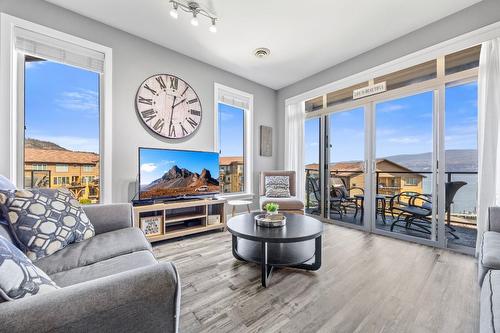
[305,207,477,249]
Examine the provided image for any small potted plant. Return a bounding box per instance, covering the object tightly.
[264,202,279,215]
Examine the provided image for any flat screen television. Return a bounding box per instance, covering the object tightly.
[138,147,220,201]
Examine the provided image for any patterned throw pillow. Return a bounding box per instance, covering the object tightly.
[0,234,59,301]
[0,188,95,261]
[265,176,291,198]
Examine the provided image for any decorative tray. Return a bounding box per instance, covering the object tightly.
[254,213,286,227]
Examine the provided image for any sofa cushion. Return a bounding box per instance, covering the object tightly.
[480,270,500,333]
[481,232,500,269]
[260,196,304,211]
[34,227,152,275]
[0,224,16,247]
[0,188,95,261]
[50,250,157,287]
[0,234,59,301]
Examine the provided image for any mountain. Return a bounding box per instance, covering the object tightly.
[385,149,477,172]
[25,138,68,151]
[142,165,219,191]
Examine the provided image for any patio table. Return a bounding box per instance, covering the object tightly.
[354,194,389,224]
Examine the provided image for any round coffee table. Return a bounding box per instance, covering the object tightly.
[227,213,323,287]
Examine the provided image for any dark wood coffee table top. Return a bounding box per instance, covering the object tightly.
[227,212,323,243]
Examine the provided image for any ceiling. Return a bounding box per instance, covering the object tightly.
[45,0,482,90]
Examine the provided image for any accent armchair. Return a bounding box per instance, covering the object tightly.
[259,170,304,214]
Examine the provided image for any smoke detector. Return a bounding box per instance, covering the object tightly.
[254,48,271,58]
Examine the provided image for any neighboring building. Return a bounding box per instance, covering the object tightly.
[219,156,244,193]
[24,148,100,202]
[305,159,424,197]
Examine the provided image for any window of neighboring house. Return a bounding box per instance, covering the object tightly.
[23,56,100,202]
[54,176,69,185]
[404,177,419,186]
[55,164,69,172]
[82,176,95,184]
[83,165,94,172]
[215,84,253,196]
[32,164,47,170]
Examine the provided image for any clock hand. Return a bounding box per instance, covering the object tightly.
[172,98,186,109]
[169,95,177,129]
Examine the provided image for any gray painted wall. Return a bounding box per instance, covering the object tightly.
[0,0,278,207]
[276,0,500,168]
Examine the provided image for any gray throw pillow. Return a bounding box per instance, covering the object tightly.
[0,234,59,301]
[0,175,16,226]
[0,188,95,261]
[265,176,291,198]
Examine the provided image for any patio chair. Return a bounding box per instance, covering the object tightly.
[332,183,364,218]
[307,177,344,217]
[389,181,467,239]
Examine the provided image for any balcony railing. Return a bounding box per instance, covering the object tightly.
[305,168,478,224]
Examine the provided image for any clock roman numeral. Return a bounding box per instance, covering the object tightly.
[186,117,198,129]
[141,109,156,122]
[153,118,165,132]
[187,98,198,104]
[143,84,157,95]
[138,96,153,105]
[156,76,166,89]
[169,77,179,90]
[189,109,201,116]
[169,124,176,137]
[180,124,188,136]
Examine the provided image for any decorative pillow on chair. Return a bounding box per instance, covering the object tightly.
[265,176,291,198]
[0,234,59,301]
[0,188,95,261]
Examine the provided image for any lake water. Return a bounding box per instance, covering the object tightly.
[422,174,477,215]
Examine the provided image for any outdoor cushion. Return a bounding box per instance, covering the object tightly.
[260,196,304,211]
[0,188,95,260]
[50,250,157,287]
[34,227,152,275]
[480,270,500,333]
[0,234,59,301]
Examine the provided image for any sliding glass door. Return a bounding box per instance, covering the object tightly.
[304,117,322,216]
[324,107,367,227]
[373,91,438,243]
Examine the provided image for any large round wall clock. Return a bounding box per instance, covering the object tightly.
[135,74,202,139]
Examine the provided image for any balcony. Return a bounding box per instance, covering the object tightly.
[305,169,477,249]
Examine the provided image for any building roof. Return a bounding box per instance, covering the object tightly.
[25,148,99,165]
[305,159,420,176]
[219,156,243,166]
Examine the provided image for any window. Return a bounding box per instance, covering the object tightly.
[215,83,253,196]
[82,176,95,184]
[83,165,94,172]
[23,56,100,202]
[32,164,47,170]
[55,164,69,172]
[404,177,419,186]
[2,17,112,203]
[53,176,69,185]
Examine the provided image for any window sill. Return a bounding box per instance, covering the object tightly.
[217,193,255,201]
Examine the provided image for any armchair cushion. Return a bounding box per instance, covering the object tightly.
[82,203,133,235]
[0,188,95,261]
[260,196,304,211]
[34,227,152,275]
[0,234,59,301]
[480,270,500,333]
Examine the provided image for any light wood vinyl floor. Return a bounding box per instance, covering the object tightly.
[153,223,479,333]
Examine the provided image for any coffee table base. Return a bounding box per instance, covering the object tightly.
[231,235,322,287]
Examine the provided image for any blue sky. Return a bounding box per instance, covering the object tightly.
[304,82,478,165]
[25,59,100,153]
[140,148,219,185]
[218,103,244,156]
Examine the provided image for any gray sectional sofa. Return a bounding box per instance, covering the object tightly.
[0,203,180,333]
[479,206,500,333]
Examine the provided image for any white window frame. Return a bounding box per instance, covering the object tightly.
[214,83,253,199]
[83,165,94,172]
[0,14,113,203]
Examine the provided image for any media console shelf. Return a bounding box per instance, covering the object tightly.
[133,199,226,243]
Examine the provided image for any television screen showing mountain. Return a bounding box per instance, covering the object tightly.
[139,148,220,200]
